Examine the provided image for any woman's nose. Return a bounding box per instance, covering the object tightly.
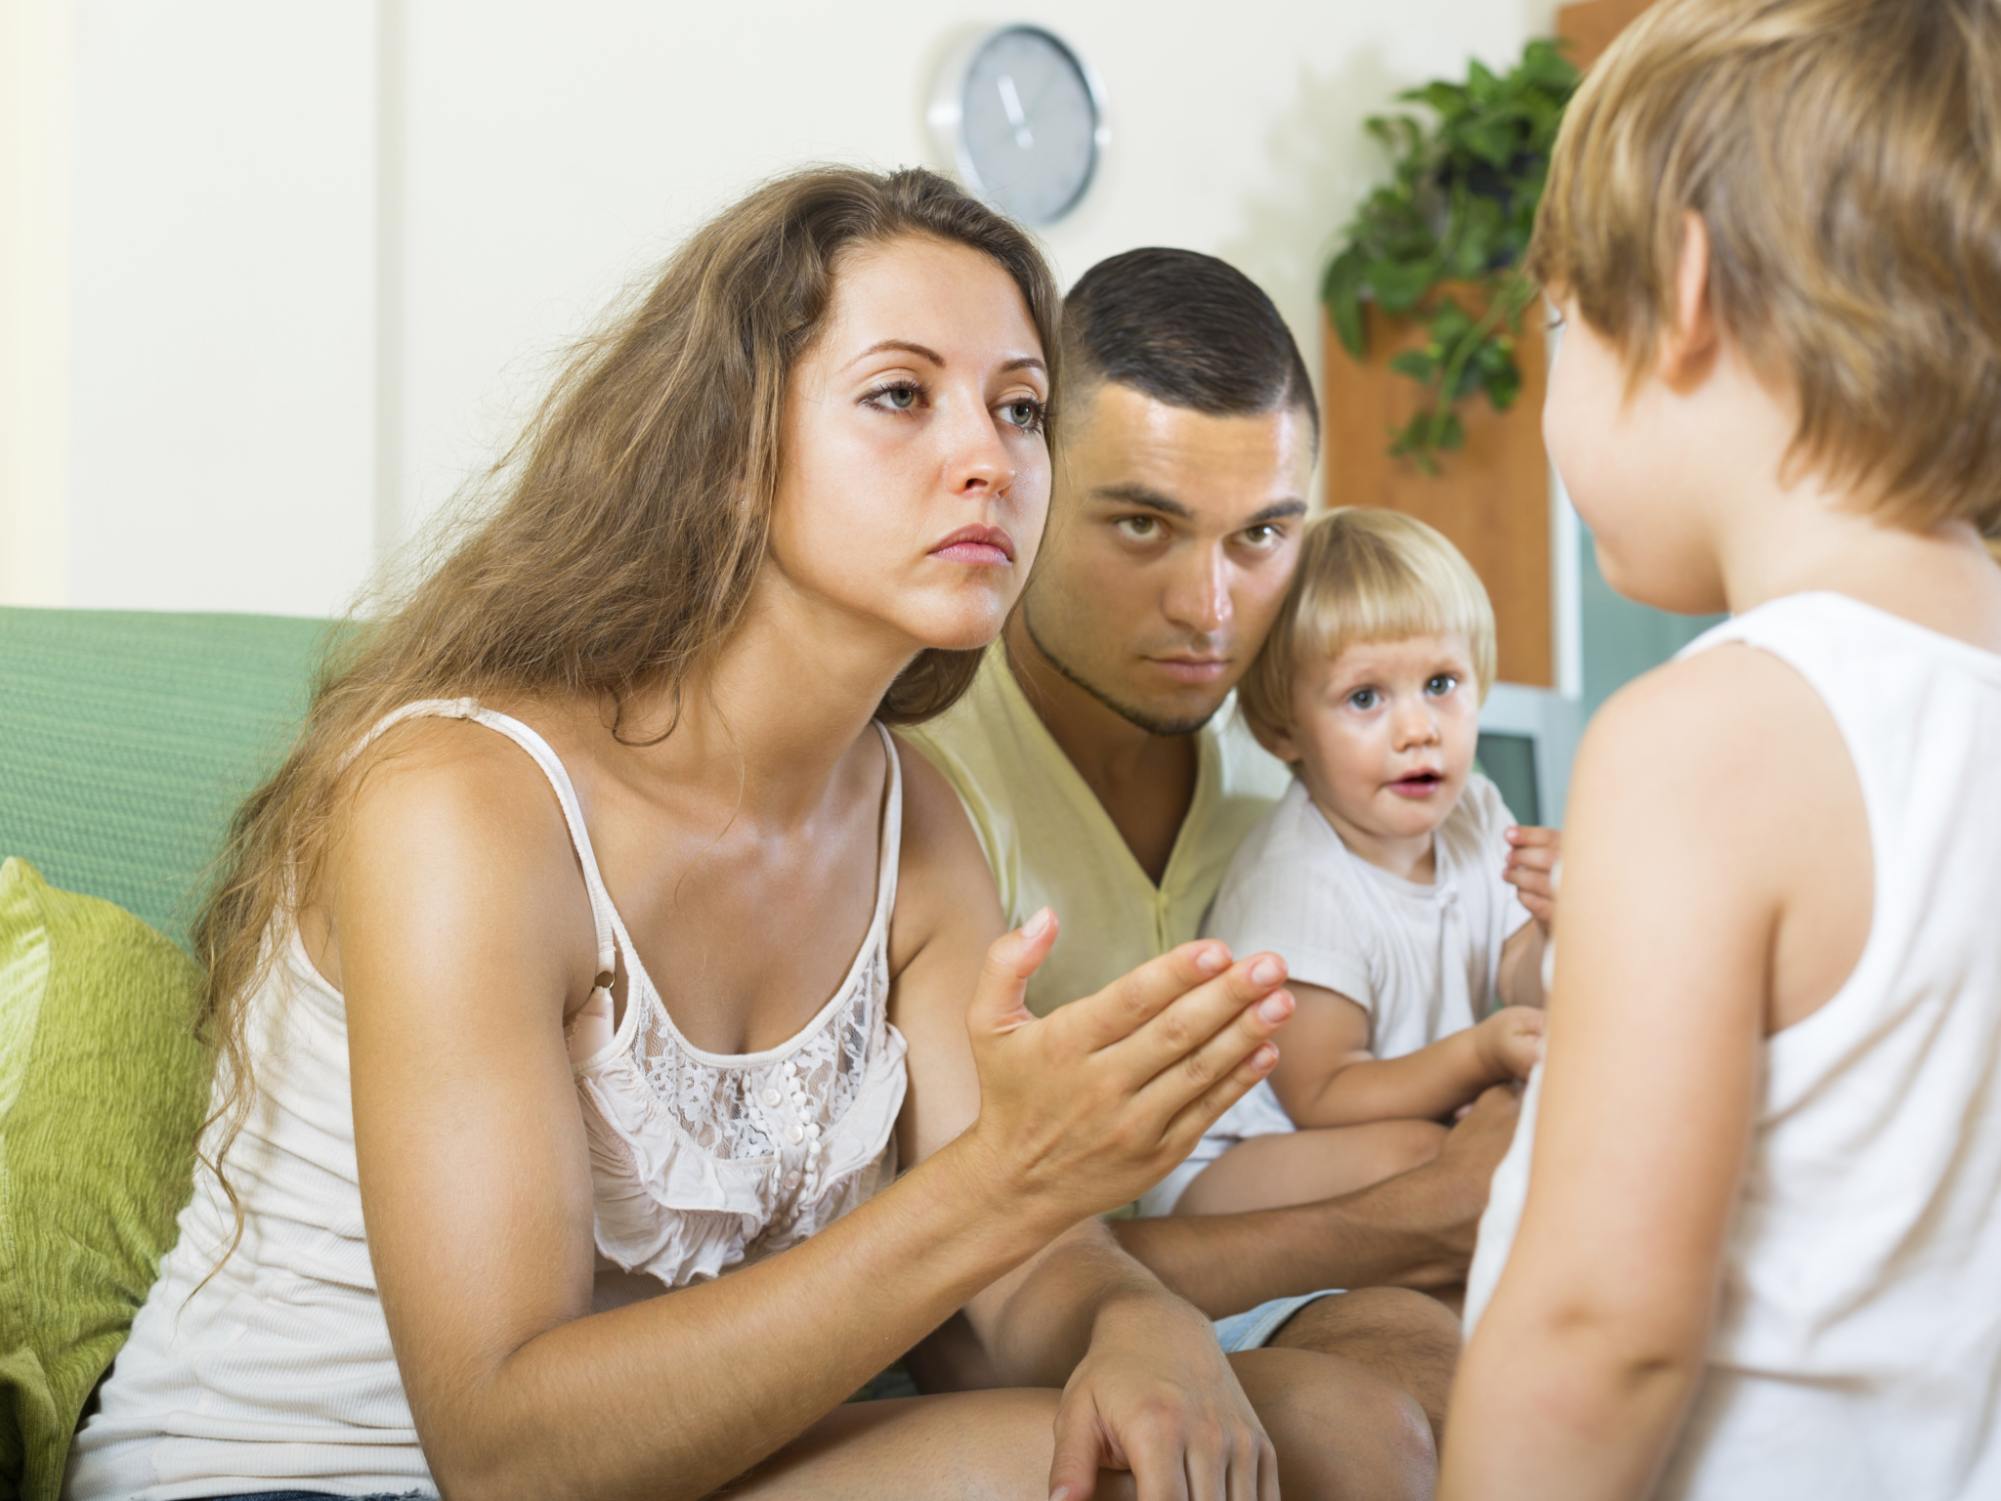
[947,402,1014,498]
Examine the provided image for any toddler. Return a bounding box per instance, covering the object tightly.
[1139,507,1559,1218]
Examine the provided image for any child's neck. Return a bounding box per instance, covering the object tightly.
[1716,490,2001,654]
[1308,785,1443,886]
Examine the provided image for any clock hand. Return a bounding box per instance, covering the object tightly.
[996,73,1035,151]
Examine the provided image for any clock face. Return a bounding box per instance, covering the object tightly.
[951,27,1103,225]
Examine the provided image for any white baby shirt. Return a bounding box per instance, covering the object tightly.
[1183,774,1532,1178]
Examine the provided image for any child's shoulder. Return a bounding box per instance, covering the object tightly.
[1221,777,1349,885]
[1208,779,1363,934]
[1566,635,1841,894]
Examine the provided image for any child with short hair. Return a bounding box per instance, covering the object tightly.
[1136,506,1560,1219]
[1441,1,2001,1497]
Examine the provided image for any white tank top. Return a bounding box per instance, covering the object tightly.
[68,701,909,1499]
[1465,593,2001,1500]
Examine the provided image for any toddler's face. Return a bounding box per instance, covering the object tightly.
[1277,634,1480,859]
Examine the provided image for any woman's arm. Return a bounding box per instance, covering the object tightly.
[1438,650,1844,1499]
[1269,982,1541,1128]
[333,723,1293,1501]
[889,744,1284,1500]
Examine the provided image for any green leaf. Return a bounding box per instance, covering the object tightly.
[1321,249,1370,357]
[1390,348,1439,382]
[1367,257,1442,312]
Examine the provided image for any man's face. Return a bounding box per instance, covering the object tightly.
[1019,380,1314,735]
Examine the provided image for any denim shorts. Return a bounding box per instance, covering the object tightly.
[1212,1289,1344,1353]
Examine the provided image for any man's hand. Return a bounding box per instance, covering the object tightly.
[1472,1006,1546,1083]
[1049,1293,1278,1501]
[1503,825,1561,935]
[1415,1083,1525,1275]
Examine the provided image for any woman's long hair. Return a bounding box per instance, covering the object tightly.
[190,167,1061,1242]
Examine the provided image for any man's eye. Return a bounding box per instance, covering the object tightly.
[1116,516,1160,540]
[1240,523,1282,547]
[1426,674,1459,696]
[1348,688,1380,711]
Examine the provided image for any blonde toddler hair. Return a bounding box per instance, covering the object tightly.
[1239,508,1497,745]
[1531,0,2001,534]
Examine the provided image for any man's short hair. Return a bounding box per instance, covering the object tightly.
[1060,248,1317,438]
[1531,0,2001,533]
[1239,508,1497,748]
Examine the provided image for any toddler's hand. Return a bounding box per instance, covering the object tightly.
[1473,1005,1546,1082]
[1504,825,1561,935]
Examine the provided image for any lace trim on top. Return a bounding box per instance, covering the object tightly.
[347,699,908,1286]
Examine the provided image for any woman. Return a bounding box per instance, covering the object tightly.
[69,168,1427,1501]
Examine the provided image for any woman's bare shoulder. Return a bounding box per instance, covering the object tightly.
[313,712,598,1003]
[888,736,1005,973]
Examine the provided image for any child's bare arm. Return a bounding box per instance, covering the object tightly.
[1439,646,1858,1499]
[1269,981,1543,1128]
[1498,825,1560,1009]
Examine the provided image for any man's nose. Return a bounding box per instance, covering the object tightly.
[1162,546,1233,635]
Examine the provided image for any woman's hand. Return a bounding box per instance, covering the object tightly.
[953,909,1294,1228]
[1051,1293,1277,1501]
[1473,1005,1546,1083]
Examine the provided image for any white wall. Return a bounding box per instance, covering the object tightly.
[4,0,1561,616]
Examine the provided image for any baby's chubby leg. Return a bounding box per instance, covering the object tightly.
[1174,1120,1448,1217]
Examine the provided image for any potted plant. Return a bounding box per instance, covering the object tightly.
[1322,40,1579,471]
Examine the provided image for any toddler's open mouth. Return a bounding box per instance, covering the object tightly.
[1389,770,1445,797]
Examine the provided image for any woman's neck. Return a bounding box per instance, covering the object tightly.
[605,573,917,825]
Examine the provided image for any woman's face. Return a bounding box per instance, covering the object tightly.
[767,235,1052,656]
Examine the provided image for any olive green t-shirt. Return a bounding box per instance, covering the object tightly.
[898,644,1291,1017]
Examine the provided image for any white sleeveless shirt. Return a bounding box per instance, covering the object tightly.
[68,702,909,1499]
[1465,593,2001,1500]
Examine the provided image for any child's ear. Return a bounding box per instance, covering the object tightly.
[1249,717,1302,766]
[1659,209,1721,388]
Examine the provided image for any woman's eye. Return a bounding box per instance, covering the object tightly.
[1426,674,1459,696]
[1347,688,1380,711]
[865,381,922,412]
[1002,398,1045,433]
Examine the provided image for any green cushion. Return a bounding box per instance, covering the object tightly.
[0,609,330,949]
[0,858,208,1501]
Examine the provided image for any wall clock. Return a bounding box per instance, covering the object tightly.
[928,25,1108,225]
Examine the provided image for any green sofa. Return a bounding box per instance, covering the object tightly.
[0,608,333,950]
[0,607,331,1500]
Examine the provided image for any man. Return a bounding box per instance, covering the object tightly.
[901,250,1519,1425]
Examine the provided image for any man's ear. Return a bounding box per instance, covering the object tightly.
[1657,209,1720,388]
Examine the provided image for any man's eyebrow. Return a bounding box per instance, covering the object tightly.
[1090,483,1193,519]
[1089,487,1310,528]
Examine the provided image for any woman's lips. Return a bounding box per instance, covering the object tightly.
[930,525,1015,566]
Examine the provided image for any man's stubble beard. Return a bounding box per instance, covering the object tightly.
[1018,597,1222,739]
